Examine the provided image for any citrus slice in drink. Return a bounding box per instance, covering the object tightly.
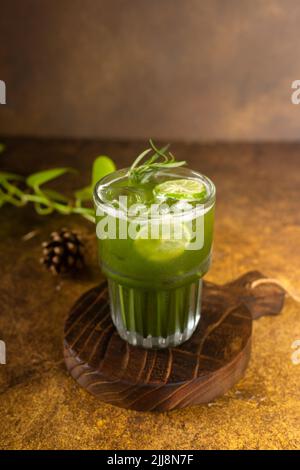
[154,178,206,201]
[134,222,192,262]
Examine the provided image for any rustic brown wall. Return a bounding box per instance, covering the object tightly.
[1,0,300,141]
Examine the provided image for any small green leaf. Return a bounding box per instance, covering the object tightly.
[75,156,116,206]
[92,156,116,187]
[0,143,6,154]
[128,140,186,184]
[129,148,152,172]
[75,185,92,202]
[26,168,75,189]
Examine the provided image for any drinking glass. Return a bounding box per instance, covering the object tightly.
[94,167,215,349]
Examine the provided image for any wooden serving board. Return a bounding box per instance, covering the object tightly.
[64,271,285,411]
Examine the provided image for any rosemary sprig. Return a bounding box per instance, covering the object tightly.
[128,139,186,184]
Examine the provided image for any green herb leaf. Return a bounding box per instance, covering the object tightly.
[75,156,116,205]
[92,156,116,187]
[26,168,75,189]
[128,140,186,184]
[129,148,152,172]
[0,143,6,154]
[75,185,92,203]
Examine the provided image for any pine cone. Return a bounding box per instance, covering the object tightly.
[40,228,84,275]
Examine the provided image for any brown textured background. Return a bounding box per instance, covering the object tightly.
[1,0,300,140]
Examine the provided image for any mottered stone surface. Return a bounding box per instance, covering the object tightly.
[0,139,300,449]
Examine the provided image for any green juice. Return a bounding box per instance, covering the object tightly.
[94,167,215,348]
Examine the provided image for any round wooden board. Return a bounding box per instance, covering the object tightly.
[64,270,287,411]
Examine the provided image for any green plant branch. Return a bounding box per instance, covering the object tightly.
[0,150,116,223]
[0,140,177,222]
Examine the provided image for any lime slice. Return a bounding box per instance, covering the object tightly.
[154,178,206,201]
[134,223,191,262]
